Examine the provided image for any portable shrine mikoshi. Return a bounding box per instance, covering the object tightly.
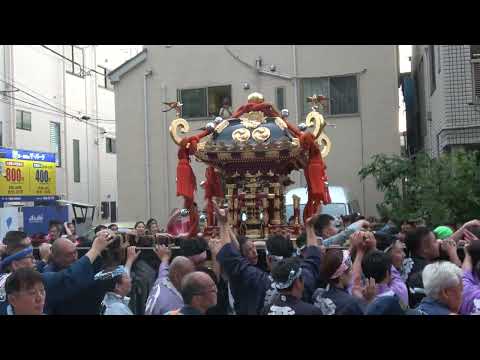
[168,92,333,240]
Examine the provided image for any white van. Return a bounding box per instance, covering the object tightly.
[284,186,360,222]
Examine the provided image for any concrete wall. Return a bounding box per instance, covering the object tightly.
[113,45,400,223]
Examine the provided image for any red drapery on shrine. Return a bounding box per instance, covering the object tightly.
[175,130,209,237]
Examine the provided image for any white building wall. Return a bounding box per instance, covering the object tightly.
[0,45,140,224]
[113,45,400,222]
[1,45,11,146]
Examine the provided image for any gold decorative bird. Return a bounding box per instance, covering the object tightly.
[162,101,183,113]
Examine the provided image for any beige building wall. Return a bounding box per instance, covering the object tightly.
[112,45,400,224]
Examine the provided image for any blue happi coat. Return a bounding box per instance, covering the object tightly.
[1,256,96,315]
[216,243,321,315]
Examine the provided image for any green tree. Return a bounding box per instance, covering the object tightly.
[358,151,480,227]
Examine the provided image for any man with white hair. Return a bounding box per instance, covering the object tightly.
[415,261,463,315]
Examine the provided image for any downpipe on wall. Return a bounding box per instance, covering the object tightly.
[144,69,153,219]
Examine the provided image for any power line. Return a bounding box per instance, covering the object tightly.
[2,92,79,119]
[0,72,115,122]
[1,93,110,131]
[0,77,117,123]
[40,45,103,78]
[0,72,114,120]
[0,96,72,119]
[0,78,78,119]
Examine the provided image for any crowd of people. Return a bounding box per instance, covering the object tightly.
[1,204,480,316]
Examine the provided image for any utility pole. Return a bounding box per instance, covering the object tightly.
[4,45,16,148]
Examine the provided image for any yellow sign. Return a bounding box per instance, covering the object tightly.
[0,159,56,198]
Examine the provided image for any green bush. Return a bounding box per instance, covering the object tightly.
[358,151,480,227]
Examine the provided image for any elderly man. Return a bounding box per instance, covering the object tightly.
[5,267,45,315]
[165,271,218,315]
[415,261,463,315]
[0,232,114,315]
[42,237,111,314]
[44,238,78,273]
[145,246,195,315]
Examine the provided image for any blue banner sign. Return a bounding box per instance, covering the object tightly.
[23,206,68,235]
[0,147,56,163]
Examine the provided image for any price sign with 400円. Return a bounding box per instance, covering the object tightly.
[0,147,58,201]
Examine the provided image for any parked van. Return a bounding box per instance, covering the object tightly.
[284,186,360,222]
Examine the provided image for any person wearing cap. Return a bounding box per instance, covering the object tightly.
[0,231,115,315]
[96,245,140,315]
[3,231,47,271]
[263,257,323,315]
[0,244,36,312]
[438,219,480,245]
[434,226,454,240]
[99,266,133,315]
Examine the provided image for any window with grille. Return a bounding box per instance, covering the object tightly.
[97,65,113,90]
[177,85,232,118]
[472,46,480,101]
[16,110,32,131]
[106,137,116,153]
[73,139,80,182]
[49,122,61,167]
[65,46,85,78]
[437,45,441,73]
[429,45,436,95]
[275,87,286,111]
[473,58,480,101]
[471,45,480,58]
[301,75,358,117]
[101,202,110,219]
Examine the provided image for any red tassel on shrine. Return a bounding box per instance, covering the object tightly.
[306,158,326,199]
[188,208,199,238]
[176,158,196,200]
[204,166,223,227]
[206,199,214,227]
[300,132,331,223]
[205,166,223,198]
[174,132,213,238]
